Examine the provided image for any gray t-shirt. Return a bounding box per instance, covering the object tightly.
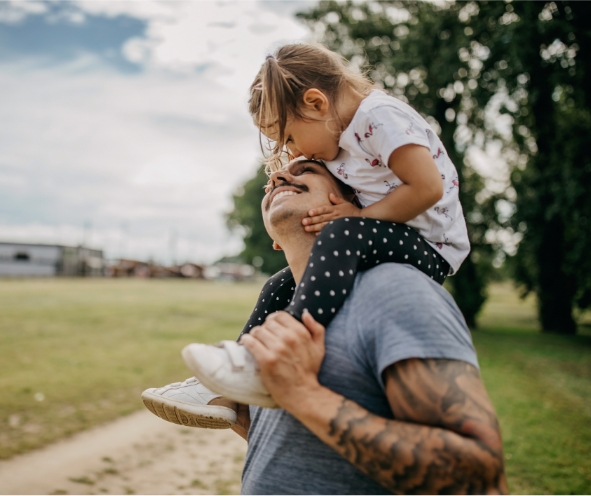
[241,264,478,495]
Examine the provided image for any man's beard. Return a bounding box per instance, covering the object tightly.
[267,201,306,236]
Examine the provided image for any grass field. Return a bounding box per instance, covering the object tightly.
[0,279,261,461]
[1,278,590,494]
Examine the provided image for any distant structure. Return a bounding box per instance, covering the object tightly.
[205,262,256,281]
[106,260,206,279]
[0,242,104,277]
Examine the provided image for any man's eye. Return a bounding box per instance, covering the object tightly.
[294,166,312,175]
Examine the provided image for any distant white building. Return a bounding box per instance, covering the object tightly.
[0,242,104,277]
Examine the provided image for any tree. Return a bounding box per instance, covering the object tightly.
[486,1,591,334]
[226,165,287,275]
[298,1,503,328]
[299,0,591,333]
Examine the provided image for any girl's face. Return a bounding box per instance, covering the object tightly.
[282,114,341,162]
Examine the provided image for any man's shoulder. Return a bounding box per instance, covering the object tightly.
[353,263,441,300]
[348,264,467,332]
[344,264,478,373]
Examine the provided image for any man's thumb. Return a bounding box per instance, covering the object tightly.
[302,310,325,343]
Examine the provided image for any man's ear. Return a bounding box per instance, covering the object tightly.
[302,89,330,116]
[272,241,283,251]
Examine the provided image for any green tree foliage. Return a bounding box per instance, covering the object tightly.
[226,166,287,275]
[299,1,591,333]
[298,1,504,327]
[477,1,591,334]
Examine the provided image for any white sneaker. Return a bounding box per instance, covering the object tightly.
[182,341,279,409]
[141,377,237,429]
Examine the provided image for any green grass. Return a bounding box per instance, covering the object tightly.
[0,278,261,460]
[475,283,591,494]
[0,278,590,494]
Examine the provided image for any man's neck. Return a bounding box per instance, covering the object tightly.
[279,232,315,285]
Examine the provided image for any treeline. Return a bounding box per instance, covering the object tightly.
[227,1,591,334]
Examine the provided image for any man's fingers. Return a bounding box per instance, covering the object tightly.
[241,333,274,363]
[253,321,300,354]
[263,311,311,342]
[302,310,325,344]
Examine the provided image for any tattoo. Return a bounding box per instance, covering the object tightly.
[327,359,507,494]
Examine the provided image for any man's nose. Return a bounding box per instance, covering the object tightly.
[269,168,291,186]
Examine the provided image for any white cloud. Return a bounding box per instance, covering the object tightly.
[75,1,311,88]
[0,56,259,262]
[0,1,314,264]
[0,0,48,24]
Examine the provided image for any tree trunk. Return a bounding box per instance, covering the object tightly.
[439,118,485,328]
[536,216,577,334]
[527,38,577,334]
[448,253,483,329]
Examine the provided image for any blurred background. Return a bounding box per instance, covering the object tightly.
[0,1,590,494]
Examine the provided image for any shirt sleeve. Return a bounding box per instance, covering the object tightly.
[354,104,432,167]
[351,265,479,390]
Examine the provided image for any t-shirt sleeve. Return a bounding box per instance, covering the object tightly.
[351,265,479,390]
[354,104,432,167]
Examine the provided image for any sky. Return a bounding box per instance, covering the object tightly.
[0,0,315,264]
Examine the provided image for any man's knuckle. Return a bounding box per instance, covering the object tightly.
[275,342,289,354]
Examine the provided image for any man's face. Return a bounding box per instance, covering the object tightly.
[261,159,344,239]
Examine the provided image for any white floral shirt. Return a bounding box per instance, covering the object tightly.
[324,90,470,274]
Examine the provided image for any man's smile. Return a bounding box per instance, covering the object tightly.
[272,190,299,203]
[266,183,308,210]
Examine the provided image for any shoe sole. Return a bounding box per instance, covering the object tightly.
[141,391,236,429]
[182,346,279,409]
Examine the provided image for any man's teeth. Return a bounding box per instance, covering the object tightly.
[273,190,298,203]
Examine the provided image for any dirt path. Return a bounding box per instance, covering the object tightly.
[0,410,247,495]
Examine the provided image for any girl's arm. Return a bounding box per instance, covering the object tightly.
[303,144,443,232]
[363,144,443,222]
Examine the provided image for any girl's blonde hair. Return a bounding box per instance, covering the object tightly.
[249,43,374,174]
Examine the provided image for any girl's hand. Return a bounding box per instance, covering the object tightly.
[302,193,362,233]
[264,179,273,194]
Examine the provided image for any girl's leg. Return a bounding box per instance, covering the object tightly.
[287,217,450,326]
[238,266,295,339]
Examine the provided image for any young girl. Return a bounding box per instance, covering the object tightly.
[178,44,470,406]
[179,43,470,410]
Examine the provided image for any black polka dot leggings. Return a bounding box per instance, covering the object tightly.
[239,218,450,335]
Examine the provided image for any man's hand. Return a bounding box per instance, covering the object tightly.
[240,311,326,411]
[302,194,362,233]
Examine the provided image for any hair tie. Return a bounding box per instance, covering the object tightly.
[266,54,276,61]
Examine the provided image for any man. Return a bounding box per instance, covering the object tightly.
[145,159,507,494]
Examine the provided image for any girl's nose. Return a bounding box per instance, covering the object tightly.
[286,144,303,159]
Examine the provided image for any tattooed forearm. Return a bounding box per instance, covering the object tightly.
[327,359,507,494]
